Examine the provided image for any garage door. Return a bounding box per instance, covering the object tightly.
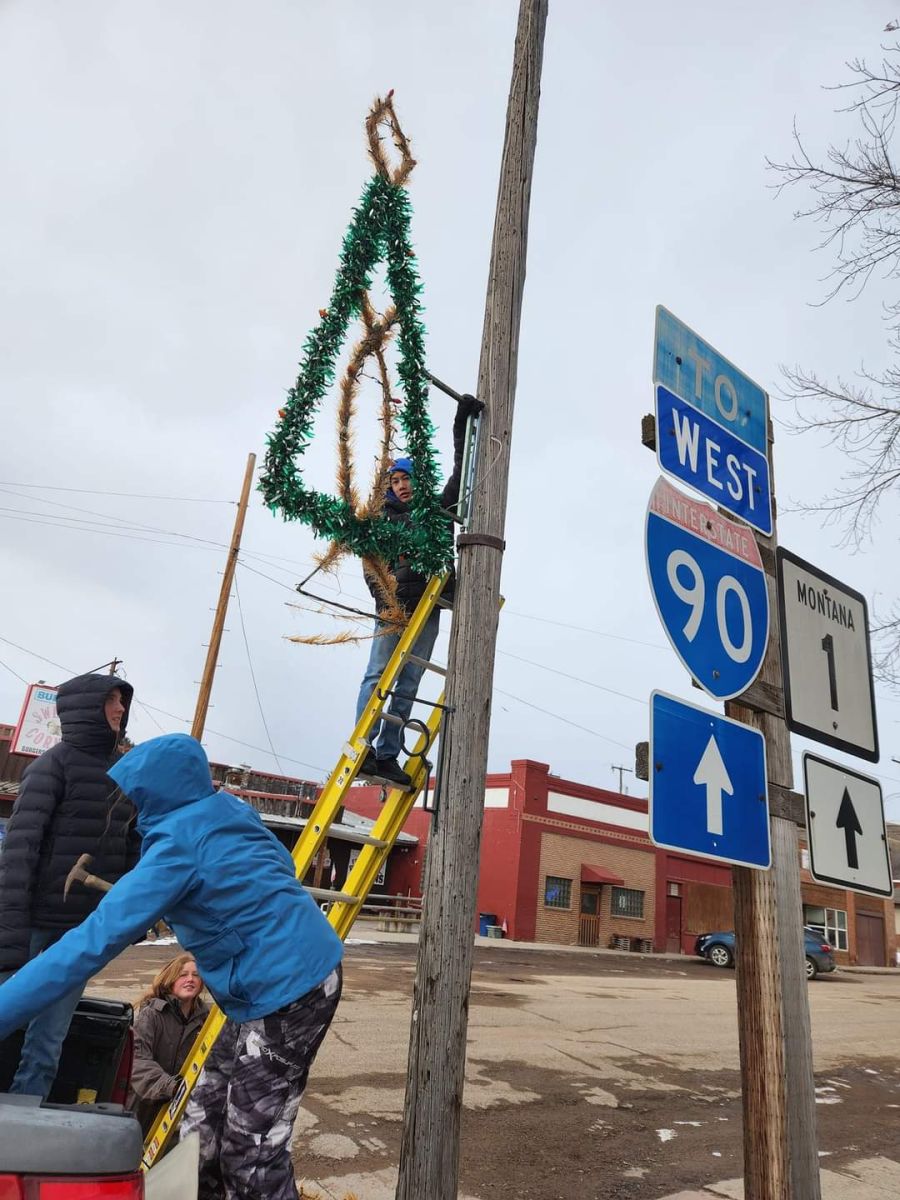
[856,913,885,966]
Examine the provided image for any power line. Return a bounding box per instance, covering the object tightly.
[492,687,635,751]
[0,511,235,553]
[0,481,233,504]
[0,635,73,678]
[497,648,645,706]
[0,634,327,775]
[233,573,284,773]
[503,608,667,651]
[0,657,28,684]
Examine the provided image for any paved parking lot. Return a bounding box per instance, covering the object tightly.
[93,937,900,1199]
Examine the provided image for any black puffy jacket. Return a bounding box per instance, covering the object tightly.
[366,400,471,618]
[0,673,139,972]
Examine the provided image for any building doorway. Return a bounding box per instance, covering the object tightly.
[856,912,885,966]
[665,887,682,953]
[578,886,601,947]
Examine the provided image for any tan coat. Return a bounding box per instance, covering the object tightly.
[127,995,209,1135]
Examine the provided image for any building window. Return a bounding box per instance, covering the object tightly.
[544,876,572,910]
[804,905,848,951]
[611,887,645,919]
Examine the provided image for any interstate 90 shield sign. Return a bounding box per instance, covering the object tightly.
[646,477,769,701]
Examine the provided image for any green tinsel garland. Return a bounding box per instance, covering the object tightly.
[259,173,453,577]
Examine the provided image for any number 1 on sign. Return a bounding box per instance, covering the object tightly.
[821,634,839,711]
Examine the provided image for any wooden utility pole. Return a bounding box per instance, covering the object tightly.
[191,452,256,742]
[638,413,819,1194]
[396,4,547,1197]
[727,429,820,1200]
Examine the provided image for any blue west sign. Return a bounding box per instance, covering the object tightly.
[646,477,769,701]
[653,307,772,535]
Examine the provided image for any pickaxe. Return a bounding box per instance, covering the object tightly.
[64,853,113,901]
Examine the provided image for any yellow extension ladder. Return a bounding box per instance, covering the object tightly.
[142,393,479,1169]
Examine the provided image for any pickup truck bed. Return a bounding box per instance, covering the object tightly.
[0,997,133,1104]
[0,997,144,1188]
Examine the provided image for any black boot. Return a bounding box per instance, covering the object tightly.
[374,757,414,790]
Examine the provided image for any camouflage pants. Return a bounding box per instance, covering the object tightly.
[180,966,342,1200]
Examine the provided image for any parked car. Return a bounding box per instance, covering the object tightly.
[694,927,836,979]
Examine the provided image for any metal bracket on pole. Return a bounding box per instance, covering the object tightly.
[426,370,485,413]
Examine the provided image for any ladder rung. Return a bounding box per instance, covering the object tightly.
[306,887,359,905]
[408,654,447,676]
[327,828,388,848]
[379,712,405,727]
[435,596,454,609]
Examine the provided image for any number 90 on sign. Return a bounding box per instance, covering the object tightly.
[667,551,753,663]
[646,477,770,701]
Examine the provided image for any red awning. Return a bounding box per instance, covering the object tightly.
[581,864,625,886]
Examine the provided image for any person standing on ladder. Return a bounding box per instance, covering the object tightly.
[356,393,481,791]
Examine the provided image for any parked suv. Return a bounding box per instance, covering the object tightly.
[694,927,836,979]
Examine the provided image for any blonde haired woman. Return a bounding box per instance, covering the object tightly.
[128,952,208,1135]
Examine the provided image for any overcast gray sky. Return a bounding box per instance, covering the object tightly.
[1,1,899,819]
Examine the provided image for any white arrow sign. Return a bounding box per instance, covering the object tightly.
[693,735,733,835]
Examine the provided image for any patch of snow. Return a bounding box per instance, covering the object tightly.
[345,939,378,946]
[815,1096,842,1105]
[656,1129,676,1143]
[674,1121,703,1127]
[864,1068,879,1075]
[137,935,179,947]
[818,1151,833,1157]
[712,1152,722,1158]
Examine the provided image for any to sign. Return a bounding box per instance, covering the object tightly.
[646,477,769,700]
[803,753,891,897]
[653,307,772,535]
[777,548,879,762]
[649,691,771,870]
[11,683,61,758]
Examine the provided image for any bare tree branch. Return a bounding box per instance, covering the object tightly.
[771,46,900,683]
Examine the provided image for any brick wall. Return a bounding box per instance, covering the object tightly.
[534,831,656,947]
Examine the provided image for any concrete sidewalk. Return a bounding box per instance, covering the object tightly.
[660,1155,900,1199]
[349,926,899,974]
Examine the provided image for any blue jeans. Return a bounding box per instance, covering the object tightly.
[355,609,440,762]
[0,928,84,1099]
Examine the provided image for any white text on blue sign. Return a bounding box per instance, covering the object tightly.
[656,385,772,535]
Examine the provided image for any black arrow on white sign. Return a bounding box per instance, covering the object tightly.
[835,788,862,870]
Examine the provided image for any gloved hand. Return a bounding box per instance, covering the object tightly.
[457,393,484,420]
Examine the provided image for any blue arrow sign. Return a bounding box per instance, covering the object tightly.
[646,477,769,700]
[655,385,772,535]
[650,691,771,869]
[654,305,768,454]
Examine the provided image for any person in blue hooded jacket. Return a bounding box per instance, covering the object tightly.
[355,393,480,791]
[0,732,343,1200]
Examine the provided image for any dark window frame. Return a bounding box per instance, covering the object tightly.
[543,875,573,910]
[611,886,645,920]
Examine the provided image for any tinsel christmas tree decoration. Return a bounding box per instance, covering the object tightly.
[259,94,454,581]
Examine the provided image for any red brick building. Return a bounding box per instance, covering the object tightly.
[345,757,896,967]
